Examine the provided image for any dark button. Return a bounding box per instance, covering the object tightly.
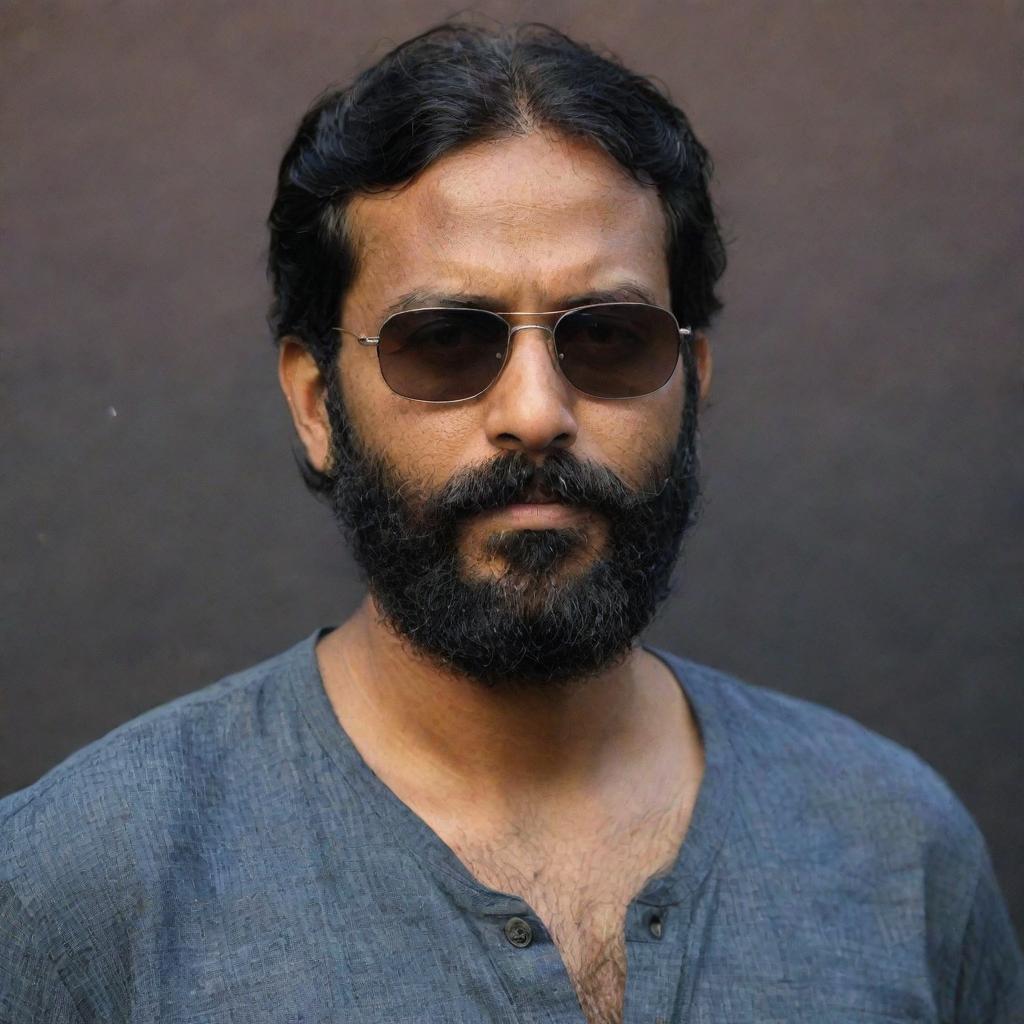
[648,914,663,939]
[504,916,533,948]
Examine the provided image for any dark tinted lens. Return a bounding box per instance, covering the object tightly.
[554,303,681,398]
[377,308,508,401]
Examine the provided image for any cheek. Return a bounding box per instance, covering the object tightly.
[337,343,484,487]
[579,368,685,488]
[392,410,484,489]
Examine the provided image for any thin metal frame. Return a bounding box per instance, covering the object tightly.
[334,301,692,404]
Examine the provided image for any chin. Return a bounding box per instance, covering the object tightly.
[464,524,604,581]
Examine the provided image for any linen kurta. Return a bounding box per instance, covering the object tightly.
[2,626,1021,1022]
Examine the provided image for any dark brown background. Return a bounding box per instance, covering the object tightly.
[2,2,1022,939]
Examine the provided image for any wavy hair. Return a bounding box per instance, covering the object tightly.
[266,21,727,374]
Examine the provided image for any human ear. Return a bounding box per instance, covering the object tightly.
[277,337,331,474]
[692,331,713,401]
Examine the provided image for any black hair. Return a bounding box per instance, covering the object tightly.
[266,20,726,371]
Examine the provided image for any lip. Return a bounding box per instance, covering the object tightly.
[474,502,583,527]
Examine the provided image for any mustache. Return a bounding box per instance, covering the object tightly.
[416,448,669,526]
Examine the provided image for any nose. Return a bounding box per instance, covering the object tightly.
[482,325,578,456]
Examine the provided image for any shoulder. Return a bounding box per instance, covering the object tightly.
[656,648,990,881]
[1,635,307,834]
[0,634,314,963]
[657,649,1024,1014]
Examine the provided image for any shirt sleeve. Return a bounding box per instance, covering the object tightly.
[953,843,1024,1024]
[0,881,85,1024]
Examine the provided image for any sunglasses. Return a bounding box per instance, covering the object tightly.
[335,302,692,403]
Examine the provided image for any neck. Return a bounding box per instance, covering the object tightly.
[315,595,693,821]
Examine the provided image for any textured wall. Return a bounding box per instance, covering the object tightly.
[2,2,1021,938]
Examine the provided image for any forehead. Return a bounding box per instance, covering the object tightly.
[343,130,670,308]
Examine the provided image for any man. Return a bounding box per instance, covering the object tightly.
[1,21,1021,1024]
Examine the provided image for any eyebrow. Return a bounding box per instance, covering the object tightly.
[382,282,660,318]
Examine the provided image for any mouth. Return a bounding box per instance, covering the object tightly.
[472,486,586,529]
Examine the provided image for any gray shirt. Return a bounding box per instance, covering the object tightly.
[1,626,1021,1023]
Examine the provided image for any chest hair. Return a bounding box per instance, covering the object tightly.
[446,792,695,1024]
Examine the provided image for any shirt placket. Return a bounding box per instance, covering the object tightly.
[472,897,587,1023]
[467,889,690,1024]
[622,897,690,1024]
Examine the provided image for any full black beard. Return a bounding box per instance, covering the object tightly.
[315,350,703,690]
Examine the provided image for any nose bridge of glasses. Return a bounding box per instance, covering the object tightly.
[501,319,565,377]
[507,322,556,341]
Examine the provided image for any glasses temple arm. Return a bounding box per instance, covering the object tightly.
[334,327,380,347]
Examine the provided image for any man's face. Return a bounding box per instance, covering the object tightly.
[290,130,712,688]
